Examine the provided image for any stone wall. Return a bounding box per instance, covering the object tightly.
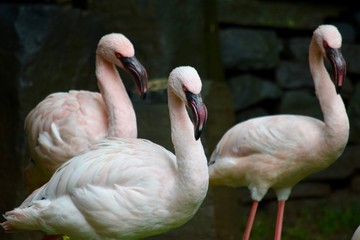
[0,1,359,239]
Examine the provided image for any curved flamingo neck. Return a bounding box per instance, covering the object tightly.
[309,39,349,151]
[96,54,137,138]
[167,89,208,201]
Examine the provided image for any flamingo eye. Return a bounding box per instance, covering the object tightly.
[115,52,122,59]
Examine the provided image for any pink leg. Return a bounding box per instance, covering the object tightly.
[274,200,286,240]
[243,200,259,240]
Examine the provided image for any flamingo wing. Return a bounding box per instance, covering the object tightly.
[211,115,324,163]
[24,90,109,189]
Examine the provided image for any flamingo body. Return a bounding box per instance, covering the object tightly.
[2,66,209,240]
[210,114,346,200]
[209,24,349,240]
[24,33,148,191]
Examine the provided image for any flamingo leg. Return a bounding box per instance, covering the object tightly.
[274,200,286,240]
[243,200,259,240]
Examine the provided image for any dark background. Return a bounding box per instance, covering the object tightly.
[1,1,360,239]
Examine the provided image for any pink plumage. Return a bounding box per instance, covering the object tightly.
[209,25,349,240]
[23,33,148,191]
[2,66,209,239]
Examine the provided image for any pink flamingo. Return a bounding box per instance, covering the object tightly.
[23,33,148,192]
[2,66,209,239]
[208,24,349,240]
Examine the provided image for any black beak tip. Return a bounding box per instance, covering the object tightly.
[141,92,147,100]
[195,132,201,141]
[336,85,342,94]
[195,128,203,141]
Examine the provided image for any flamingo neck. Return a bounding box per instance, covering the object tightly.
[96,55,137,138]
[309,41,349,153]
[167,89,208,202]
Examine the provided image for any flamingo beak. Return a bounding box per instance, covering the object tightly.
[325,47,346,94]
[120,56,148,99]
[185,91,208,140]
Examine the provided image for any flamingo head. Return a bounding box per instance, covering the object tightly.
[97,33,148,99]
[314,25,346,94]
[169,66,208,140]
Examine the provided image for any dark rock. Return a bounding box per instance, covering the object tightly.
[348,84,360,143]
[217,0,347,29]
[279,90,322,119]
[288,37,310,61]
[291,182,332,198]
[235,107,269,123]
[351,175,360,193]
[228,74,282,111]
[343,43,360,75]
[276,61,313,89]
[219,28,281,70]
[0,4,104,240]
[3,5,105,116]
